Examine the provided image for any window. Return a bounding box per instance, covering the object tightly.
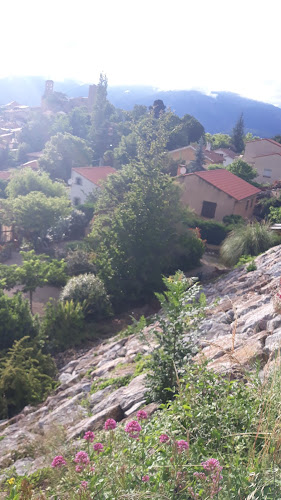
[73,197,81,206]
[75,177,82,185]
[201,201,217,219]
[263,169,272,178]
[246,200,249,210]
[250,198,254,208]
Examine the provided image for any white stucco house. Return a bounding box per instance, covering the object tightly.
[213,148,238,166]
[70,166,116,205]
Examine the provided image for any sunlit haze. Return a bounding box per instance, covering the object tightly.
[2,0,281,105]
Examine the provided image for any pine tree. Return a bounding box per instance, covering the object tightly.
[231,113,245,153]
[189,137,205,172]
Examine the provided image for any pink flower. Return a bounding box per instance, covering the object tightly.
[142,475,150,482]
[51,455,66,468]
[90,465,95,472]
[137,410,148,421]
[159,433,169,443]
[202,458,222,472]
[93,442,104,453]
[75,465,83,473]
[83,431,95,442]
[74,451,90,465]
[104,418,117,430]
[80,481,88,489]
[124,420,142,439]
[176,440,189,452]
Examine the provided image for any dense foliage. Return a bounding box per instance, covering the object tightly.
[60,273,112,319]
[88,163,204,306]
[6,169,67,199]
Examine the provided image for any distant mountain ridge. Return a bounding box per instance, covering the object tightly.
[1,76,281,137]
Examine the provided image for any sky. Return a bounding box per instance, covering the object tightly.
[2,0,281,105]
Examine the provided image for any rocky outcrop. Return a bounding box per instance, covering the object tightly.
[1,245,281,478]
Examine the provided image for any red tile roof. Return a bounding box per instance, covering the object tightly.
[180,169,260,201]
[73,166,116,186]
[214,148,237,159]
[203,148,224,164]
[246,138,281,148]
[254,152,281,158]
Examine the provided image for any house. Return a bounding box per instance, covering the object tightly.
[177,169,260,222]
[168,145,224,168]
[70,166,116,205]
[212,148,237,166]
[243,138,281,184]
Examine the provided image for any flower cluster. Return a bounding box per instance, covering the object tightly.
[93,442,104,453]
[74,451,90,465]
[137,410,148,421]
[176,440,189,452]
[51,455,67,468]
[104,418,117,430]
[159,433,169,443]
[191,458,223,499]
[124,420,142,439]
[84,431,95,442]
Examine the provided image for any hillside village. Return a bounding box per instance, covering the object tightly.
[2,75,281,498]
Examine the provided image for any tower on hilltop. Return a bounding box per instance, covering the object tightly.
[44,80,54,96]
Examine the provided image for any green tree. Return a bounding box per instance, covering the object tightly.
[227,159,257,183]
[20,112,52,152]
[0,191,71,244]
[0,290,38,350]
[69,107,91,139]
[147,272,205,403]
[50,113,72,136]
[189,137,205,171]
[231,113,245,153]
[88,162,204,305]
[149,99,166,119]
[0,336,56,418]
[16,142,31,164]
[205,133,231,150]
[39,133,92,181]
[89,73,116,164]
[6,168,67,199]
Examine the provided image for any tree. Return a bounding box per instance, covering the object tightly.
[205,133,231,150]
[88,162,204,306]
[150,99,166,119]
[0,336,56,418]
[189,137,205,172]
[20,112,52,152]
[6,169,67,199]
[0,290,38,350]
[16,142,31,164]
[89,73,116,164]
[227,159,257,183]
[0,191,71,244]
[0,251,67,312]
[39,133,92,181]
[69,107,91,139]
[147,272,205,403]
[50,114,72,136]
[231,113,245,153]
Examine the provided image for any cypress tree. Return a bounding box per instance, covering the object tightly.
[232,113,245,153]
[189,137,205,172]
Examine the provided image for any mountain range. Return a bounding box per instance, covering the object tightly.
[1,76,281,137]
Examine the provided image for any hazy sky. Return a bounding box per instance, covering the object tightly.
[2,0,281,105]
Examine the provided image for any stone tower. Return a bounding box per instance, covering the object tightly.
[44,80,54,96]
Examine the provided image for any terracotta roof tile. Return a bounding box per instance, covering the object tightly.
[73,166,116,186]
[179,169,260,201]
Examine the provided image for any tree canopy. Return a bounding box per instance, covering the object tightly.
[6,168,67,199]
[39,133,92,181]
[231,113,245,153]
[227,159,257,183]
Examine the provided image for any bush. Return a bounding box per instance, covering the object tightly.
[0,291,38,350]
[196,220,228,245]
[223,214,245,226]
[66,250,95,276]
[220,222,279,266]
[40,299,85,352]
[60,274,112,320]
[47,209,87,243]
[0,336,56,418]
[147,271,206,403]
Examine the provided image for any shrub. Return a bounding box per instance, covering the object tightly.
[0,336,56,418]
[223,214,245,226]
[40,299,85,351]
[60,274,112,320]
[47,209,87,243]
[0,291,38,350]
[193,219,228,245]
[220,222,279,266]
[66,250,95,276]
[147,271,206,403]
[246,260,257,272]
